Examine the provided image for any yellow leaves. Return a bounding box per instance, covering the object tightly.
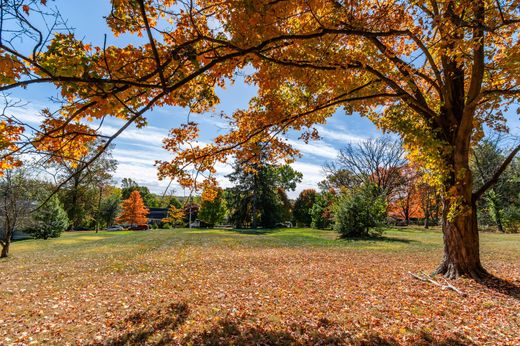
[162,205,185,225]
[163,122,200,153]
[37,33,90,78]
[201,178,219,202]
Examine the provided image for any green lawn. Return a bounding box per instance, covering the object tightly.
[2,227,519,345]
[9,226,520,259]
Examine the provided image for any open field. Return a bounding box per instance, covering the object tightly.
[1,227,519,345]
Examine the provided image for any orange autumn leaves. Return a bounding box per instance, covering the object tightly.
[0,120,23,174]
[117,190,149,226]
[1,0,236,174]
[1,0,519,200]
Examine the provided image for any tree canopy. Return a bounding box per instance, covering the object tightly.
[1,0,519,278]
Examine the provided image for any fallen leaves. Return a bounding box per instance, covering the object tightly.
[0,229,519,345]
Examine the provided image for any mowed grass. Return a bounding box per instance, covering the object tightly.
[1,227,519,345]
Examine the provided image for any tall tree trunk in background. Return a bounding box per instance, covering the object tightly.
[489,193,504,233]
[96,185,103,233]
[251,174,258,229]
[1,220,14,258]
[69,176,80,230]
[424,210,429,229]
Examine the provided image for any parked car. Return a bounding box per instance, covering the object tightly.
[106,225,125,231]
[129,224,149,231]
[274,222,292,228]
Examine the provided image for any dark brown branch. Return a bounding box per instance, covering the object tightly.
[368,36,438,108]
[137,0,167,89]
[0,76,161,92]
[473,144,520,201]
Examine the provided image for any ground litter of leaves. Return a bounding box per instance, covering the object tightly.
[1,228,519,345]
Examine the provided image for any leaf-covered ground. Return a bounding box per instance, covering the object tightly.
[1,228,519,345]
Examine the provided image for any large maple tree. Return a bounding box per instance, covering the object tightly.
[0,0,519,278]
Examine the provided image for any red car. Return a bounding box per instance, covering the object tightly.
[129,224,149,231]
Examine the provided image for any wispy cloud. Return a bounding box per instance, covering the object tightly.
[314,125,366,144]
[100,124,169,147]
[4,102,45,125]
[289,161,326,197]
[285,138,339,160]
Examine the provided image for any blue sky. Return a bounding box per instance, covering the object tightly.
[7,1,518,198]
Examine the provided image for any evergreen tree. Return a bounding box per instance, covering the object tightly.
[31,195,69,239]
[227,163,301,228]
[334,183,387,238]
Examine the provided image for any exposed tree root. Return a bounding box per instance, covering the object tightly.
[433,261,490,281]
[408,271,467,296]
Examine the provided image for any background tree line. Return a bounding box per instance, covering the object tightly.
[2,134,517,258]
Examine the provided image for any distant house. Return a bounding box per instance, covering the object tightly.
[11,230,32,241]
[147,208,168,225]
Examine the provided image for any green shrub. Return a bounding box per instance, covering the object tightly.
[333,183,387,238]
[310,192,334,229]
[503,205,520,233]
[29,195,69,239]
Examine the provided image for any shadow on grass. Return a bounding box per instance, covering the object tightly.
[91,302,189,346]
[181,319,474,346]
[338,235,417,244]
[226,228,279,235]
[91,308,475,346]
[480,275,520,300]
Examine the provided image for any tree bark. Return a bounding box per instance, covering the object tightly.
[434,149,488,279]
[489,194,504,233]
[1,241,10,258]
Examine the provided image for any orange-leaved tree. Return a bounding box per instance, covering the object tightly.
[158,0,520,279]
[388,165,423,225]
[117,190,149,227]
[2,0,519,278]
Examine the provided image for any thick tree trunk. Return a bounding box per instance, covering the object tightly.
[1,241,10,258]
[435,201,487,279]
[434,149,488,279]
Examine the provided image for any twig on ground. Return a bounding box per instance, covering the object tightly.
[408,271,467,296]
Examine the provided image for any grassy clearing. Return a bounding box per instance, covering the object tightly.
[1,227,519,345]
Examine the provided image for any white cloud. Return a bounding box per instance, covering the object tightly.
[289,161,326,198]
[314,125,366,144]
[285,138,339,159]
[112,147,170,163]
[5,103,45,125]
[100,124,169,147]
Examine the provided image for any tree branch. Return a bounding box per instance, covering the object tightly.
[137,0,167,89]
[473,144,520,201]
